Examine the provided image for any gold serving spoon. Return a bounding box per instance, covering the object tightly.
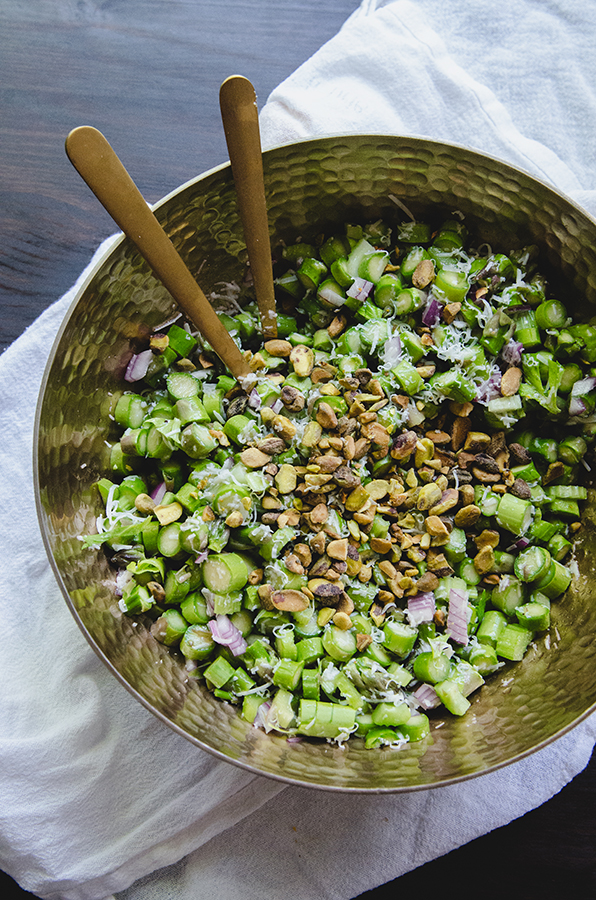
[65,125,251,379]
[219,75,277,339]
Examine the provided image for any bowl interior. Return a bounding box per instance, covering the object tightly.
[35,134,596,791]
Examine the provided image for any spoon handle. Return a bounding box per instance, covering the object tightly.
[65,126,251,379]
[219,76,277,339]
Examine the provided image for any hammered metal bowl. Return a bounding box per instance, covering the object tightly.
[35,135,596,791]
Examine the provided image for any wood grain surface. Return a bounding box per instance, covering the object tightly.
[1,2,595,898]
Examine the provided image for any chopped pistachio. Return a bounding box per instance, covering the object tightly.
[370,536,393,554]
[319,383,341,396]
[271,414,297,441]
[473,545,495,575]
[154,501,183,525]
[425,515,449,538]
[289,344,315,377]
[313,455,343,473]
[459,483,476,506]
[353,437,371,459]
[310,363,336,384]
[249,352,267,371]
[301,420,323,448]
[428,488,459,516]
[364,479,390,501]
[309,502,329,525]
[275,464,298,494]
[474,529,500,549]
[359,411,377,425]
[378,560,398,580]
[454,504,481,528]
[450,400,474,417]
[270,589,310,612]
[309,532,327,555]
[260,407,276,425]
[412,258,435,288]
[345,485,371,511]
[257,583,274,609]
[405,468,418,489]
[353,504,376,526]
[417,482,443,510]
[414,438,435,469]
[147,581,166,602]
[327,538,349,561]
[471,466,501,484]
[293,543,312,567]
[262,494,283,510]
[357,564,372,582]
[356,633,373,651]
[304,473,334,489]
[240,447,272,468]
[316,401,339,430]
[333,611,353,630]
[225,510,245,528]
[464,431,491,453]
[134,493,156,515]
[307,578,343,604]
[327,314,347,338]
[317,607,335,627]
[500,366,522,396]
[442,302,461,324]
[264,339,292,357]
[281,385,306,411]
[149,333,169,352]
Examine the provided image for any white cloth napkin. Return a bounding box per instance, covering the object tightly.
[2,2,596,899]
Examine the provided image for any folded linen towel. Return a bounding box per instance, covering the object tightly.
[2,2,596,900]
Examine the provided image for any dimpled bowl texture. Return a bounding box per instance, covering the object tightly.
[36,135,596,792]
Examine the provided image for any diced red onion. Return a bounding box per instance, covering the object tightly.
[208,614,247,656]
[195,550,209,565]
[475,371,502,405]
[447,587,469,646]
[247,388,262,410]
[253,700,271,730]
[569,378,596,417]
[501,340,523,366]
[286,735,304,744]
[506,536,531,552]
[318,285,346,307]
[150,481,167,504]
[568,397,587,417]
[271,398,284,414]
[571,376,596,396]
[407,592,436,626]
[124,349,153,383]
[346,277,374,301]
[413,683,440,709]
[203,591,215,616]
[382,333,402,367]
[422,297,442,326]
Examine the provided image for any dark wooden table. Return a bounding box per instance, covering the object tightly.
[1,2,595,897]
